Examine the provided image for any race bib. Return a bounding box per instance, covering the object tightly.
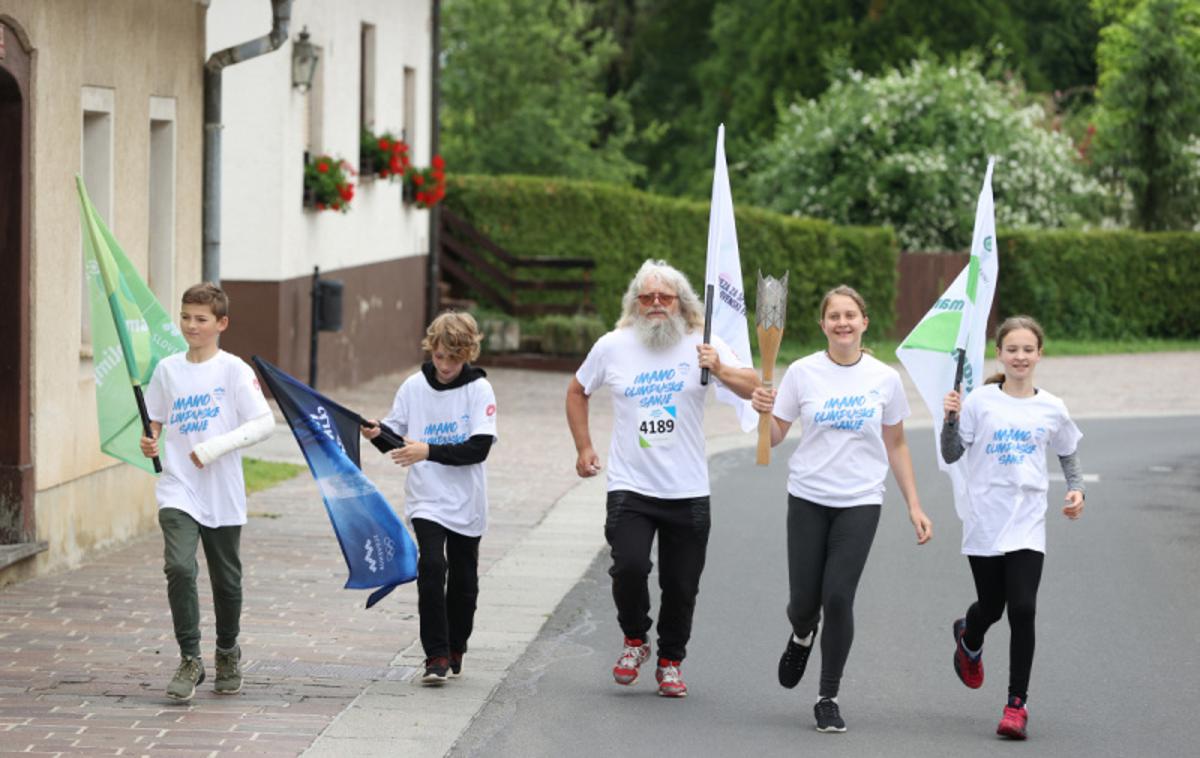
[637,406,677,449]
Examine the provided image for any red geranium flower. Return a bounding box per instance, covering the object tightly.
[379,138,390,151]
[317,161,330,174]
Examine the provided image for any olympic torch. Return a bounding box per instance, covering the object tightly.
[756,271,788,466]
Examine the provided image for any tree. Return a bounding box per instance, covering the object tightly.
[1092,0,1200,230]
[618,0,718,197]
[745,53,1106,250]
[608,0,1101,197]
[440,0,643,183]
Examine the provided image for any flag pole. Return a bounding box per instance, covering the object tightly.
[948,348,966,423]
[131,386,161,473]
[700,286,714,385]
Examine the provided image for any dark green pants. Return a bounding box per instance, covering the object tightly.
[159,507,243,658]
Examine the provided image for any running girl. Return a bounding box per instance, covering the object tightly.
[751,285,932,733]
[941,315,1086,740]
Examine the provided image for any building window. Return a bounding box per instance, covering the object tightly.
[303,44,326,154]
[403,66,416,148]
[81,86,115,357]
[360,23,376,134]
[149,97,176,311]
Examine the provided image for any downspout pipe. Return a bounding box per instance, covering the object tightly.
[426,0,442,323]
[203,0,292,283]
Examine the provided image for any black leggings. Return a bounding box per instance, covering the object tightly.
[962,550,1045,701]
[412,518,481,658]
[786,496,881,698]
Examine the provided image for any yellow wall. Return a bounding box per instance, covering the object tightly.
[0,0,205,583]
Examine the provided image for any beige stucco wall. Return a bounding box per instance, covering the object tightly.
[0,0,205,584]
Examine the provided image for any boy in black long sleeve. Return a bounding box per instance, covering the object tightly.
[363,312,497,684]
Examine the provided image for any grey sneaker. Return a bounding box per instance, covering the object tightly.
[214,645,243,695]
[166,656,205,701]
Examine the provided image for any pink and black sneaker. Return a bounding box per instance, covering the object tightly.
[613,637,650,685]
[952,618,984,689]
[996,695,1029,740]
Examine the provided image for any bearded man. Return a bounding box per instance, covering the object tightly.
[565,259,759,698]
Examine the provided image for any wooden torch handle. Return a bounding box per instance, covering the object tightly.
[756,324,783,466]
[756,378,773,466]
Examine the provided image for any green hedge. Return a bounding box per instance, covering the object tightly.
[444,174,899,347]
[999,231,1200,339]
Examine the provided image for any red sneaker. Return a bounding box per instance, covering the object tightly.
[655,658,688,698]
[613,638,650,685]
[997,697,1029,740]
[952,618,984,689]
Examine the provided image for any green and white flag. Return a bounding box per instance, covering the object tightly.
[78,176,186,473]
[896,158,998,519]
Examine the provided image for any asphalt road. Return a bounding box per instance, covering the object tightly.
[452,416,1200,758]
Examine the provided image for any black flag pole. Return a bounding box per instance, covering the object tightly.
[700,283,715,385]
[948,348,966,423]
[132,385,162,473]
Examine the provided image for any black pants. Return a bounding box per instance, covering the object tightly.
[962,549,1045,701]
[604,490,711,662]
[412,517,481,659]
[786,496,881,698]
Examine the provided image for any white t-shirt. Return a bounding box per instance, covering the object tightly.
[382,370,498,537]
[956,383,1082,556]
[145,350,271,527]
[575,327,746,499]
[774,351,910,508]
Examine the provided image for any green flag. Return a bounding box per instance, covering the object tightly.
[77,176,186,473]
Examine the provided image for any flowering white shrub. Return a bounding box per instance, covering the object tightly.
[746,54,1109,250]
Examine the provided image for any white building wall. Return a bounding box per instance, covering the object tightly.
[207,0,433,283]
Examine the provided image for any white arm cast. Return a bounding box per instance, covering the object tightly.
[191,413,275,466]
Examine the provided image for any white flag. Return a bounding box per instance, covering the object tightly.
[704,124,757,432]
[896,158,998,519]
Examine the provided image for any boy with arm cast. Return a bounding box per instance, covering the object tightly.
[139,283,274,701]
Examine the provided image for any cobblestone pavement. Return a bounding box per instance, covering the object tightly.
[2,353,1196,756]
[0,367,623,756]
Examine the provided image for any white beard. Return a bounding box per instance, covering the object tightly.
[635,312,687,350]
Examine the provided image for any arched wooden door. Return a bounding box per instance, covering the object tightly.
[0,16,35,558]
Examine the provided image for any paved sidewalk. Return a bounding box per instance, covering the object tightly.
[1,353,1196,756]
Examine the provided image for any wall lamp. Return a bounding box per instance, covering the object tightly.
[292,26,319,92]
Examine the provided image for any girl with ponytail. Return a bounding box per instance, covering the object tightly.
[941,315,1086,740]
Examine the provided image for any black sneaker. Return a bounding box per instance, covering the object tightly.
[421,656,449,685]
[778,628,815,689]
[814,697,847,733]
[449,651,463,678]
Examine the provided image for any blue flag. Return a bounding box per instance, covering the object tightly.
[252,356,418,608]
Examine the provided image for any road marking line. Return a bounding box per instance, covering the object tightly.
[1049,473,1100,482]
